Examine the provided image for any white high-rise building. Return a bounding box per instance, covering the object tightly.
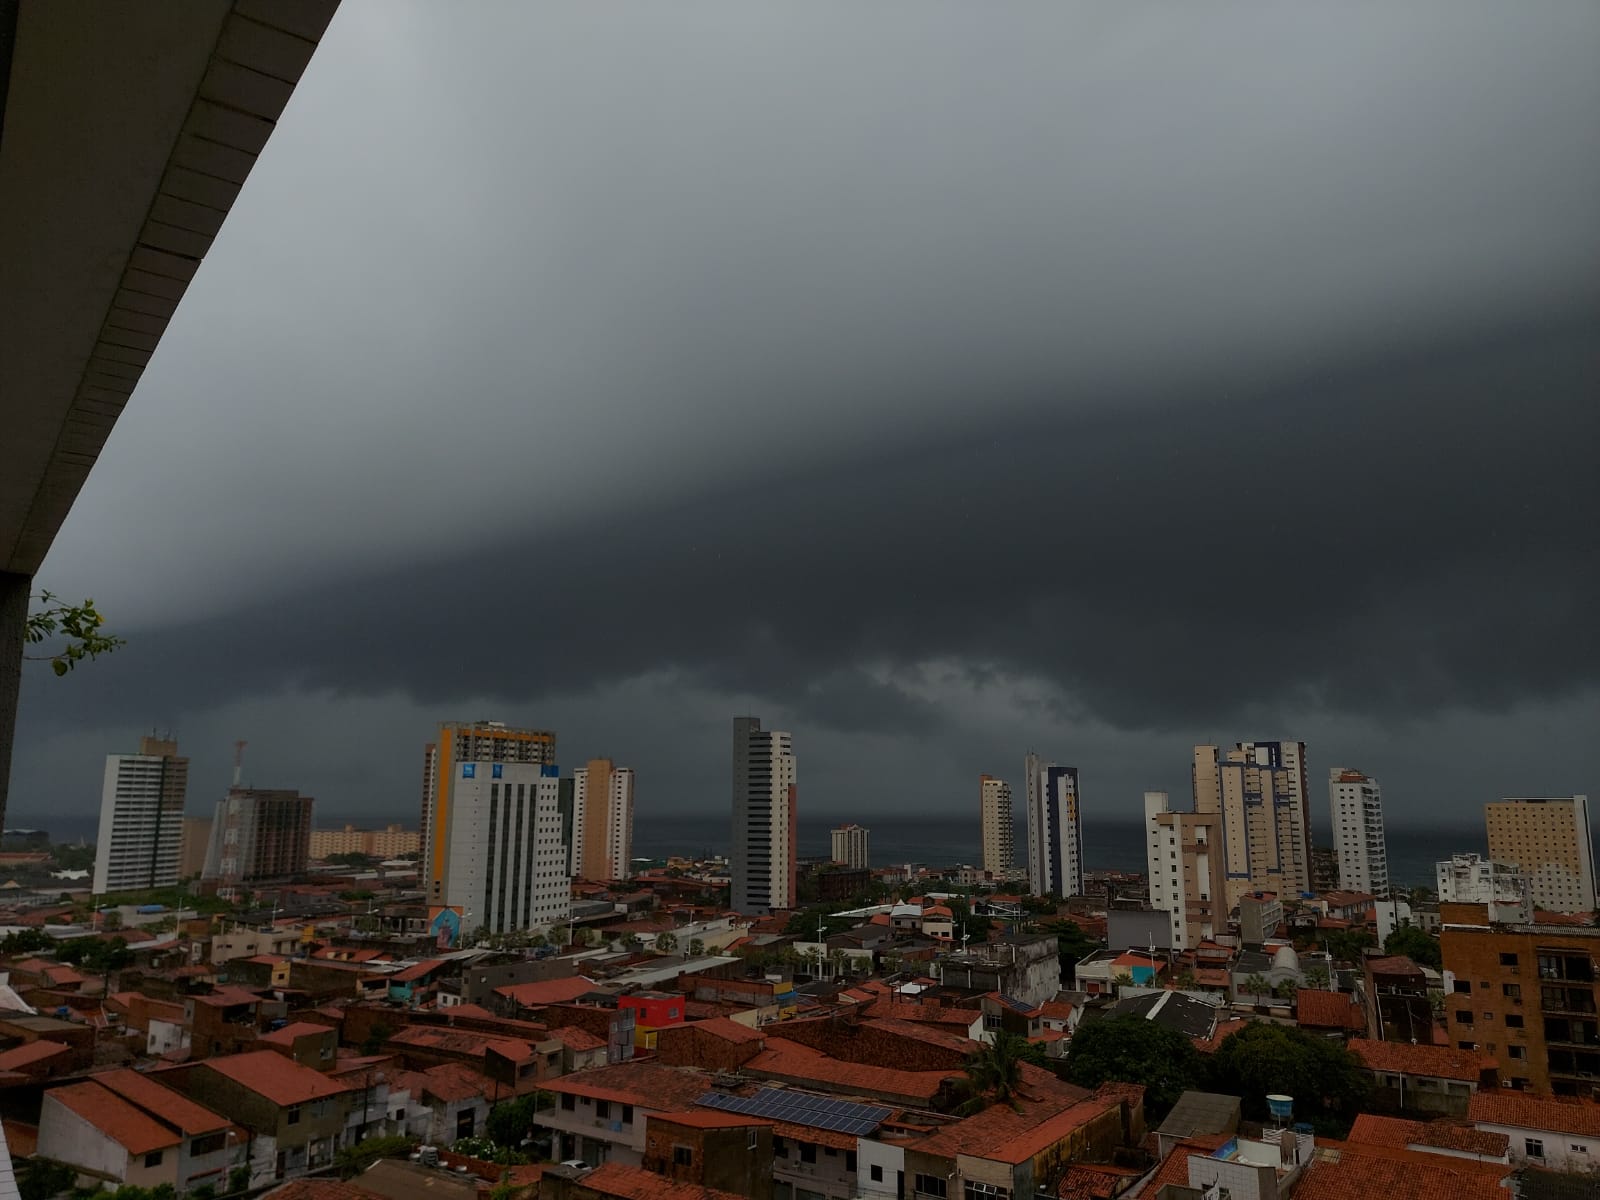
[1485,796,1596,914]
[830,823,870,870]
[731,717,797,914]
[92,737,188,895]
[1145,789,1224,951]
[421,722,569,942]
[1329,768,1389,897]
[1024,753,1083,899]
[571,759,634,881]
[980,775,1013,875]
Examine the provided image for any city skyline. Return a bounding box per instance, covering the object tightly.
[10,2,1597,831]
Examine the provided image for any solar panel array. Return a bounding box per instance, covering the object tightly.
[695,1087,892,1136]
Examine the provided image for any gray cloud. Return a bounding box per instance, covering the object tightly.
[16,1,1600,825]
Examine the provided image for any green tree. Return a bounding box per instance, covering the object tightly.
[1064,1016,1203,1118]
[1325,928,1375,964]
[1241,972,1271,1002]
[1204,1021,1371,1132]
[361,1020,396,1056]
[17,1157,74,1200]
[1382,925,1442,970]
[485,1093,541,1148]
[1046,919,1103,983]
[957,1031,1032,1113]
[0,928,53,955]
[655,931,678,953]
[228,1166,251,1193]
[688,937,706,956]
[1303,965,1331,990]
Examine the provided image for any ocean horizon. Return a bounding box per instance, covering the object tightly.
[14,808,1568,892]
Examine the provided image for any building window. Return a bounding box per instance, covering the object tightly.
[286,1106,301,1126]
[871,1165,884,1183]
[1483,1012,1495,1022]
[964,1184,1011,1200]
[1573,1144,1589,1154]
[774,1137,787,1158]
[144,1151,163,1168]
[1499,953,1518,966]
[1525,1138,1545,1160]
[1503,983,1522,1001]
[673,1146,692,1167]
[560,1093,575,1111]
[914,1175,949,1198]
[596,1100,610,1119]
[1454,1011,1473,1024]
[1453,980,1471,994]
[800,1143,817,1164]
[621,1105,634,1124]
[1506,1014,1524,1028]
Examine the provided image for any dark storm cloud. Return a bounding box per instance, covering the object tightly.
[15,2,1600,820]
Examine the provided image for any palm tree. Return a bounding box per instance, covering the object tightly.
[1242,972,1270,1001]
[655,931,678,953]
[959,1031,1030,1113]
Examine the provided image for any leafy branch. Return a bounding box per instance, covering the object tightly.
[24,590,125,676]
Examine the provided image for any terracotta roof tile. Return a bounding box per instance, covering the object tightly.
[1297,989,1367,1030]
[203,1050,352,1106]
[745,1036,958,1103]
[540,1062,713,1112]
[91,1068,230,1135]
[567,1162,748,1200]
[684,1016,765,1043]
[259,1021,336,1046]
[47,1082,180,1155]
[1296,1142,1512,1200]
[1347,1114,1508,1158]
[0,1040,69,1070]
[1467,1090,1600,1139]
[1348,1038,1487,1083]
[550,1025,606,1052]
[494,976,598,1007]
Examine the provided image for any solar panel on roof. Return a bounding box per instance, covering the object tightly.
[695,1087,892,1133]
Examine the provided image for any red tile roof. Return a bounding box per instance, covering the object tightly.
[550,1025,605,1052]
[1348,1038,1488,1083]
[1296,1142,1512,1200]
[1297,989,1366,1030]
[653,1109,766,1130]
[1056,1161,1144,1199]
[745,1036,958,1103]
[47,1081,180,1155]
[1364,956,1424,976]
[567,1162,748,1200]
[1467,1090,1600,1138]
[259,1021,336,1046]
[258,1180,374,1200]
[203,1050,352,1105]
[0,1040,69,1070]
[915,1095,1119,1164]
[191,985,263,1007]
[684,1016,765,1043]
[91,1068,230,1135]
[539,1061,713,1112]
[1347,1114,1508,1158]
[398,1062,490,1105]
[387,958,448,983]
[495,976,597,1007]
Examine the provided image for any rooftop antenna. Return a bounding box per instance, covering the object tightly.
[232,740,248,788]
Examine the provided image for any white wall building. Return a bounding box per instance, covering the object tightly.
[92,737,187,895]
[731,717,797,914]
[1024,753,1083,898]
[830,823,870,869]
[979,775,1013,875]
[1329,767,1389,897]
[1436,853,1533,923]
[439,761,570,936]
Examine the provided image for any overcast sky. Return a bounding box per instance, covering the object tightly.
[14,1,1600,834]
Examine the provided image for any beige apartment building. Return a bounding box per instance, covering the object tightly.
[980,775,1013,875]
[571,758,635,881]
[1485,796,1595,913]
[1195,742,1311,911]
[308,824,420,860]
[1145,790,1226,949]
[178,816,212,878]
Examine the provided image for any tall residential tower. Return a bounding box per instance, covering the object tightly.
[202,788,313,891]
[1024,753,1083,899]
[421,721,570,941]
[831,823,870,870]
[92,737,188,894]
[1485,796,1595,914]
[979,775,1013,875]
[1329,767,1389,897]
[730,717,797,914]
[1194,742,1311,910]
[570,758,634,881]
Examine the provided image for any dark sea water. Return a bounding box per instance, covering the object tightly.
[19,810,1586,892]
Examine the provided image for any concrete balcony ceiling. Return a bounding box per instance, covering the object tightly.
[0,0,339,576]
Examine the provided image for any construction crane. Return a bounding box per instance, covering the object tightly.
[232,740,247,788]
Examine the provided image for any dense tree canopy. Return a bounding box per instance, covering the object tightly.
[1064,1016,1202,1117]
[1382,925,1442,970]
[1205,1022,1371,1132]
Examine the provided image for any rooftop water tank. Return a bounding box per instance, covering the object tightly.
[1266,1095,1294,1121]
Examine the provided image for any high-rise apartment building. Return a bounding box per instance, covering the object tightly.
[92,737,188,894]
[1329,767,1389,897]
[1024,753,1083,899]
[1440,907,1600,1095]
[730,717,797,915]
[1485,796,1595,914]
[202,788,313,890]
[421,721,569,940]
[308,824,420,860]
[1194,742,1311,910]
[571,758,634,881]
[178,816,212,878]
[979,775,1013,875]
[1145,790,1225,950]
[830,823,870,870]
